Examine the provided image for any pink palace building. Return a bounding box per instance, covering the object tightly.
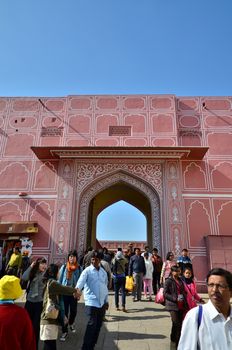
[0,95,232,290]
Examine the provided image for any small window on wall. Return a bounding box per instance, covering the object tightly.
[109,126,131,136]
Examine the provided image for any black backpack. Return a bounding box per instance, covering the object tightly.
[112,260,118,275]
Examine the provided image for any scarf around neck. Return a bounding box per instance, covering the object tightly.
[66,261,79,280]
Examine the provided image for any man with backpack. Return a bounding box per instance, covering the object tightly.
[112,250,128,312]
[178,268,232,350]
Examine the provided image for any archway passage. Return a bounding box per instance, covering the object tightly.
[97,200,147,242]
[87,182,152,249]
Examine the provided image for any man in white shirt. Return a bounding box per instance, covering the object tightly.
[76,250,108,350]
[178,267,232,350]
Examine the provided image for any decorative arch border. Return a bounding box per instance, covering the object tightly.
[216,201,232,235]
[76,171,161,256]
[186,200,212,248]
[183,161,207,189]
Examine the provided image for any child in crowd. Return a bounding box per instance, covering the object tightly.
[181,267,204,311]
[177,249,192,273]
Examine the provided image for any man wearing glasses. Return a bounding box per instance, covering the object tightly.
[178,268,232,349]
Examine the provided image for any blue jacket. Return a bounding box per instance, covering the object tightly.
[58,264,82,287]
[128,254,146,275]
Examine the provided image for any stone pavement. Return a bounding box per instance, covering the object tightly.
[27,291,207,350]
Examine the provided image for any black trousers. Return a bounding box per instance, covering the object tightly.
[114,276,126,308]
[62,295,78,332]
[43,340,56,350]
[25,300,43,350]
[152,272,161,294]
[82,305,105,350]
[169,310,184,347]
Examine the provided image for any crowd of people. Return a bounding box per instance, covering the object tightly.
[0,243,231,350]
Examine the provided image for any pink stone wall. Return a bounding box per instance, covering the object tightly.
[0,95,232,286]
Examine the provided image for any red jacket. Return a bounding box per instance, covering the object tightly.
[182,280,201,309]
[0,304,36,350]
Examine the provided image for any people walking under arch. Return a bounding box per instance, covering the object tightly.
[177,249,192,273]
[75,250,109,350]
[112,250,128,311]
[58,250,82,341]
[160,251,176,285]
[22,257,47,350]
[40,263,78,350]
[181,267,204,312]
[151,248,163,295]
[143,251,153,301]
[82,246,94,269]
[164,265,188,348]
[141,245,152,258]
[128,247,146,302]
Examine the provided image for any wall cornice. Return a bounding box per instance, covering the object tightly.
[31,146,208,160]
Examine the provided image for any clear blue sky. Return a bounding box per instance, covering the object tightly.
[97,201,146,242]
[1,1,232,241]
[1,0,232,97]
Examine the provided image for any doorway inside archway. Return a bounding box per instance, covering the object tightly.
[96,200,147,251]
[85,182,154,252]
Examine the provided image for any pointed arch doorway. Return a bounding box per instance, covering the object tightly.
[96,200,147,243]
[93,184,149,247]
[76,171,161,256]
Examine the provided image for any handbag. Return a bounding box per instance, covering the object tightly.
[155,287,165,304]
[45,281,59,319]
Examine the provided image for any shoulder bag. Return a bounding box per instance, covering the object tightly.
[45,281,59,319]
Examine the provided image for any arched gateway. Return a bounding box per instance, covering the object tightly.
[4,94,232,291]
[51,147,201,262]
[75,170,161,256]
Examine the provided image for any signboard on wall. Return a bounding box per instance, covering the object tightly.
[0,222,38,234]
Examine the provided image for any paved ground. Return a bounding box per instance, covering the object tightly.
[16,291,209,350]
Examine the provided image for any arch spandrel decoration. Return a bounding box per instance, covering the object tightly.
[75,161,163,197]
[75,167,162,256]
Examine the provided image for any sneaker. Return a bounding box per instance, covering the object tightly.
[60,333,68,341]
[70,325,76,333]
